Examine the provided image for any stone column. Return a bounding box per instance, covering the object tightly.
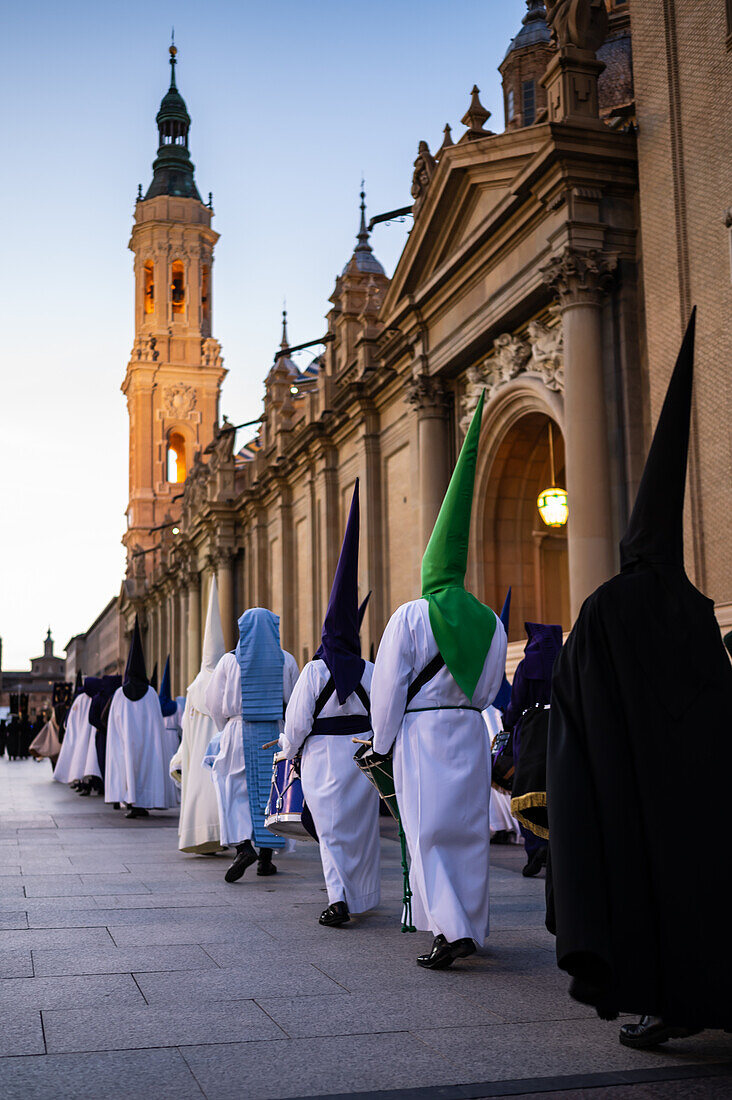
[186,570,201,683]
[406,374,451,551]
[177,585,188,694]
[216,552,235,651]
[543,246,617,618]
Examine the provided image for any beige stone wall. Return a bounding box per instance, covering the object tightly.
[632,0,732,605]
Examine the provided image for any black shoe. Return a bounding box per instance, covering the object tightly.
[417,934,476,969]
[522,848,547,877]
[319,901,350,927]
[491,829,513,845]
[225,841,257,883]
[112,802,121,810]
[124,806,149,819]
[619,1016,702,1049]
[78,783,91,796]
[257,848,278,876]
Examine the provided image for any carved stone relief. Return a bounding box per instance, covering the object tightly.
[163,384,196,418]
[459,320,564,432]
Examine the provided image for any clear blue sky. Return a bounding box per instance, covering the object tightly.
[0,0,527,670]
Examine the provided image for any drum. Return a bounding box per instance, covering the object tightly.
[352,743,399,822]
[264,752,317,841]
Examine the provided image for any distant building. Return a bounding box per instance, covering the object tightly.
[64,597,124,683]
[0,629,66,718]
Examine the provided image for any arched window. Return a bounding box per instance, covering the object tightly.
[201,263,211,329]
[167,432,186,483]
[171,260,185,316]
[143,260,154,315]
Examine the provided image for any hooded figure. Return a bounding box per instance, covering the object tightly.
[105,616,174,817]
[58,671,83,745]
[158,656,182,807]
[88,675,122,783]
[169,578,227,854]
[371,392,507,969]
[282,481,381,927]
[29,709,62,766]
[548,311,732,1048]
[205,606,299,882]
[504,622,563,875]
[53,677,101,786]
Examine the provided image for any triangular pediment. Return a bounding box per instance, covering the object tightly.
[381,127,547,321]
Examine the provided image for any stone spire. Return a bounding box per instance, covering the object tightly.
[437,123,454,156]
[280,306,289,350]
[342,184,385,276]
[145,43,202,201]
[460,86,493,140]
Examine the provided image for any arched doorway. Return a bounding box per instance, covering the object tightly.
[481,411,570,639]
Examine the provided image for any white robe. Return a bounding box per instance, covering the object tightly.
[171,680,224,853]
[104,686,175,809]
[204,650,299,847]
[282,660,381,913]
[483,706,520,840]
[53,695,95,784]
[371,598,506,945]
[160,704,182,806]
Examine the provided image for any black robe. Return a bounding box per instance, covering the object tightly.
[548,566,732,1026]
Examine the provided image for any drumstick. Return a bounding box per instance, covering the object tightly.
[352,738,373,745]
[261,739,279,750]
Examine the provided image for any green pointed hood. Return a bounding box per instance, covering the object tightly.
[421,391,497,699]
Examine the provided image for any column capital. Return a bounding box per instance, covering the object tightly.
[541,246,617,310]
[405,372,450,417]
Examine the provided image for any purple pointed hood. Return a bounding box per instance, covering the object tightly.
[522,621,563,684]
[314,480,364,704]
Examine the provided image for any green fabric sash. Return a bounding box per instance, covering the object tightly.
[421,391,497,700]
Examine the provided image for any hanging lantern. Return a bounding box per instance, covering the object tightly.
[537,422,568,528]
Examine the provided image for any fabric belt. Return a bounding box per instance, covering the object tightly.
[311,715,372,736]
[405,705,482,714]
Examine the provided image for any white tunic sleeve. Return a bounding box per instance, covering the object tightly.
[282,651,300,705]
[204,652,239,733]
[370,605,414,755]
[281,662,320,759]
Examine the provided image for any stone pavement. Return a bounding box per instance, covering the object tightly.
[1,757,731,1100]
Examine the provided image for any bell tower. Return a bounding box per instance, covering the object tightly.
[122,44,226,566]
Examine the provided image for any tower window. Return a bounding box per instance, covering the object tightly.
[522,80,536,126]
[201,263,211,328]
[171,260,185,316]
[507,88,516,121]
[167,432,186,483]
[143,260,154,315]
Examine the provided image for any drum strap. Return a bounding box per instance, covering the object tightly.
[405,653,445,706]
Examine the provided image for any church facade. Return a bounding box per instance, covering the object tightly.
[102,0,730,694]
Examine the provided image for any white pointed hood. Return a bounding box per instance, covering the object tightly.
[186,576,227,714]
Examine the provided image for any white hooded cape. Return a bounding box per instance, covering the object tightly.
[171,578,227,853]
[53,694,95,784]
[104,685,175,808]
[371,598,506,945]
[204,648,299,847]
[282,659,380,913]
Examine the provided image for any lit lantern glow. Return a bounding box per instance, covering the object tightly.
[537,487,569,528]
[537,421,568,527]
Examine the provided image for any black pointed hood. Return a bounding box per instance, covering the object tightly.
[620,309,696,572]
[123,616,149,701]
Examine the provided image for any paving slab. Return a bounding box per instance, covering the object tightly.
[0,948,33,978]
[180,1032,460,1099]
[42,1001,285,1053]
[0,910,28,930]
[0,1010,45,1057]
[0,926,113,951]
[0,1048,204,1099]
[0,973,145,1010]
[135,958,345,1004]
[31,942,219,976]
